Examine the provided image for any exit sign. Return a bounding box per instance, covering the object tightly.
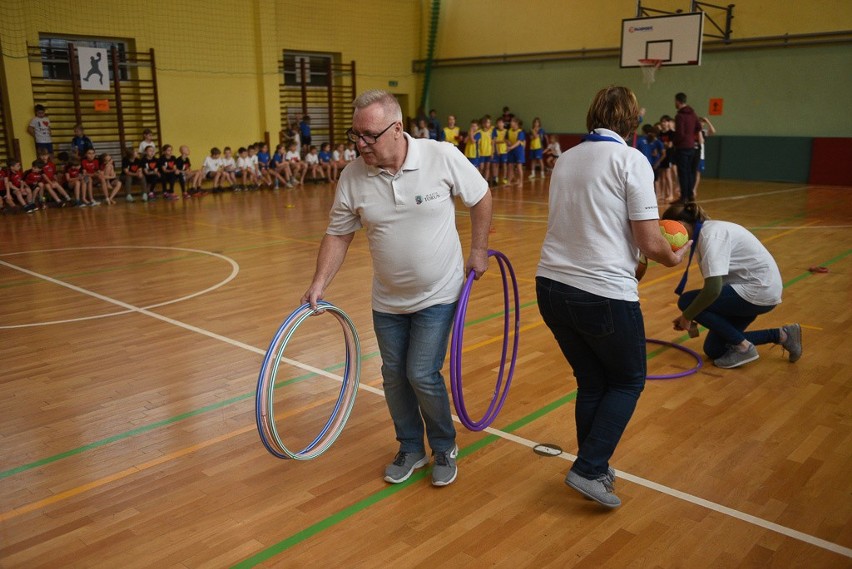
[388,80,398,87]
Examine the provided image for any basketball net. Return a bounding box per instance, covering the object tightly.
[639,59,662,88]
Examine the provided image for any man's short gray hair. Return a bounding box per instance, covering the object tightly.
[352,90,403,123]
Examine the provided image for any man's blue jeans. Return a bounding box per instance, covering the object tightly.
[678,285,778,359]
[536,277,646,479]
[372,303,457,454]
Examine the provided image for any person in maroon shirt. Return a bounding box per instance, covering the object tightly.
[673,92,702,203]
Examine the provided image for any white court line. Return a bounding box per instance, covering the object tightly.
[4,259,850,559]
[479,425,851,558]
[0,246,240,329]
[0,258,383,397]
[697,185,810,203]
[750,225,852,230]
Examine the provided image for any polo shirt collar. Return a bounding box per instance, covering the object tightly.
[366,132,421,177]
[592,128,627,145]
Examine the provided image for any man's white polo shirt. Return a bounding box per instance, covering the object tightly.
[327,134,488,313]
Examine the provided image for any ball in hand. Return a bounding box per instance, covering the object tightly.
[659,220,689,251]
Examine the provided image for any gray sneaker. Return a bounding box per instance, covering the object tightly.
[780,323,802,362]
[565,470,621,508]
[125,193,134,202]
[714,343,759,369]
[582,467,616,501]
[384,450,428,484]
[431,444,459,487]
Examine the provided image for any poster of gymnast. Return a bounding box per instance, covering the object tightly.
[77,46,109,91]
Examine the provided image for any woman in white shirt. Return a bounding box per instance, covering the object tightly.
[536,86,689,508]
[664,202,801,369]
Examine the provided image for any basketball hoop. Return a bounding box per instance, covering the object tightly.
[639,59,662,87]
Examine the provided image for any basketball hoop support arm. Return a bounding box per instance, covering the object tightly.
[636,1,734,42]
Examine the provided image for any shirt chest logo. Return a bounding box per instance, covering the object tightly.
[415,191,440,205]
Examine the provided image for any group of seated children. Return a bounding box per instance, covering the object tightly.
[200,141,357,193]
[2,134,361,213]
[123,143,203,202]
[1,147,122,212]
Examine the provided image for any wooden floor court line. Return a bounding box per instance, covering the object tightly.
[3,252,850,563]
[0,245,240,329]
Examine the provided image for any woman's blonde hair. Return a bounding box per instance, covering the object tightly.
[585,86,640,139]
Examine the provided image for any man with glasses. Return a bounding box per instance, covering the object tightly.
[302,90,492,487]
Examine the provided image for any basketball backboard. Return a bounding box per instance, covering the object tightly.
[620,12,704,67]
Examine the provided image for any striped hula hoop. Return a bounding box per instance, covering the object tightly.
[255,301,360,460]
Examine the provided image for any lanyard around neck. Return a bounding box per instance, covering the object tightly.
[582,132,623,144]
[674,220,703,296]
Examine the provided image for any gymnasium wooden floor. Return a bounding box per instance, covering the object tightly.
[1,177,850,568]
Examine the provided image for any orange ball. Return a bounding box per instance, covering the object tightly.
[659,220,689,251]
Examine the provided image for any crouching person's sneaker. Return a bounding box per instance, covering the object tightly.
[714,343,759,369]
[431,444,459,487]
[384,450,428,484]
[780,323,802,362]
[565,469,621,508]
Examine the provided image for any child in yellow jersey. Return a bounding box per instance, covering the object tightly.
[493,117,509,185]
[478,116,494,183]
[463,120,481,167]
[441,115,460,148]
[528,117,546,179]
[506,117,526,185]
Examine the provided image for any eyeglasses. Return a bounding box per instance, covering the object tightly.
[346,122,397,145]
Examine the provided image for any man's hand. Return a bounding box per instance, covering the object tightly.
[465,248,489,280]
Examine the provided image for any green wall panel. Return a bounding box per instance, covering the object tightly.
[717,137,812,183]
[428,44,852,138]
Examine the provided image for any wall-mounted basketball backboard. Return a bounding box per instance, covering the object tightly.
[620,12,704,67]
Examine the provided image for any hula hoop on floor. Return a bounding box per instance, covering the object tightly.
[646,338,703,380]
[255,301,360,460]
[450,249,520,431]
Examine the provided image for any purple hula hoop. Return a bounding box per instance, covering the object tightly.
[646,338,703,379]
[450,249,520,431]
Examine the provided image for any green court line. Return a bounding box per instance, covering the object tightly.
[5,246,846,481]
[0,298,520,479]
[230,247,852,567]
[782,249,850,287]
[0,354,377,480]
[230,391,579,569]
[464,299,537,327]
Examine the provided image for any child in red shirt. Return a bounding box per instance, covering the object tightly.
[5,160,36,212]
[80,148,102,206]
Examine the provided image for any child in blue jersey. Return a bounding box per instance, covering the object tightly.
[318,142,336,182]
[637,124,665,200]
[255,142,272,187]
[528,117,546,179]
[506,117,526,185]
[268,144,293,189]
